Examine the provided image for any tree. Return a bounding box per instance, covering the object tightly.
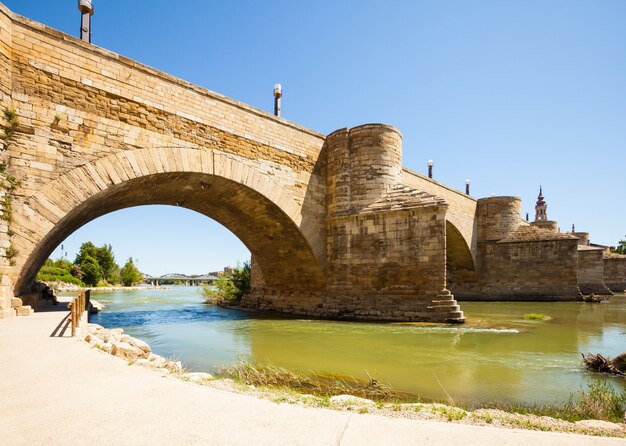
[74,241,98,266]
[615,238,626,255]
[231,261,251,301]
[96,244,117,281]
[204,261,251,304]
[120,257,143,286]
[81,255,102,287]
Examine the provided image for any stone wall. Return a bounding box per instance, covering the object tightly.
[454,196,581,300]
[577,247,612,295]
[402,169,477,256]
[321,125,463,322]
[572,232,590,246]
[0,5,13,318]
[603,254,626,292]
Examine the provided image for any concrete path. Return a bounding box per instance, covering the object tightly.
[0,307,624,446]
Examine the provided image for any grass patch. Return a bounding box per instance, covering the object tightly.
[218,361,402,401]
[524,313,552,321]
[431,405,467,421]
[471,381,626,423]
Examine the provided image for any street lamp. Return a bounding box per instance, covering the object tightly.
[465,179,470,195]
[273,83,282,117]
[427,160,433,179]
[78,0,94,43]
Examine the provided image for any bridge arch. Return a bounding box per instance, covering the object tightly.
[12,147,326,295]
[446,220,477,294]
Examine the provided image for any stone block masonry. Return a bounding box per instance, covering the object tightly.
[577,247,612,295]
[603,254,626,292]
[452,197,582,301]
[0,3,465,323]
[1,2,607,320]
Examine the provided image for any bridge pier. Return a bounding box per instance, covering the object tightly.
[242,124,465,322]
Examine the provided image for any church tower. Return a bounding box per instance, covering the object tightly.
[535,186,547,222]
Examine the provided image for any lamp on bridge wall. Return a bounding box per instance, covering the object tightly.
[427,160,433,179]
[78,0,94,43]
[465,179,470,195]
[273,83,282,117]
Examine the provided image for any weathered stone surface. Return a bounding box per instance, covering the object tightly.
[111,342,140,362]
[109,329,124,342]
[128,337,151,358]
[603,253,626,292]
[15,305,33,316]
[578,246,612,295]
[0,309,16,319]
[84,333,105,346]
[166,361,183,373]
[10,297,22,308]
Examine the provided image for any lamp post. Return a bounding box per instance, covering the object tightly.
[428,160,433,179]
[465,179,470,195]
[78,0,94,43]
[273,83,282,117]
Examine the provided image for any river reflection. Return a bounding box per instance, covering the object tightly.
[88,287,626,405]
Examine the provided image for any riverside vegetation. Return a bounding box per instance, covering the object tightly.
[202,261,251,305]
[37,242,143,287]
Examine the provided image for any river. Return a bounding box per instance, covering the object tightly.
[88,286,626,405]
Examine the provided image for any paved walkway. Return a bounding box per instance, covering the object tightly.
[0,306,624,446]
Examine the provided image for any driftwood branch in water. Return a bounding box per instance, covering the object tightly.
[581,352,626,376]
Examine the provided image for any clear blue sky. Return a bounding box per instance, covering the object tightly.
[4,1,625,275]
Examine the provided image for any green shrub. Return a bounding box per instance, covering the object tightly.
[36,272,83,286]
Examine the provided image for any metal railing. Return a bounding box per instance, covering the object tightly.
[69,289,90,337]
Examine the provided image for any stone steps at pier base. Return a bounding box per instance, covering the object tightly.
[427,289,465,323]
[15,305,34,316]
[0,308,16,319]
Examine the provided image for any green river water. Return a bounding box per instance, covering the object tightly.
[88,287,626,405]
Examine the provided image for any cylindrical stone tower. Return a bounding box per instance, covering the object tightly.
[326,124,402,214]
[477,196,522,241]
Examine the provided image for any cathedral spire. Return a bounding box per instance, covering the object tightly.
[535,186,547,222]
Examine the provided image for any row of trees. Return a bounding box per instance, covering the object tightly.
[37,242,143,287]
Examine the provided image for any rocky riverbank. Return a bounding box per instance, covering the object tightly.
[82,323,213,382]
[80,324,625,439]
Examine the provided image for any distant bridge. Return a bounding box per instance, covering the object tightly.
[144,274,218,286]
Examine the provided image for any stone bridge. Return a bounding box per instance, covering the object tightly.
[2,4,598,323]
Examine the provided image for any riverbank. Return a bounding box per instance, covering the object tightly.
[52,283,170,293]
[80,321,626,439]
[0,305,623,445]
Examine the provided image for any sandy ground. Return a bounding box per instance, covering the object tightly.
[1,303,624,446]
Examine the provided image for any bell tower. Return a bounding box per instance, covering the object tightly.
[534,186,547,222]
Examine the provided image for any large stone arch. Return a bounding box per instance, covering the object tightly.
[11,147,326,295]
[446,220,477,295]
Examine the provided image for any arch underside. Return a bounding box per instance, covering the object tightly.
[15,172,325,295]
[446,221,476,294]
